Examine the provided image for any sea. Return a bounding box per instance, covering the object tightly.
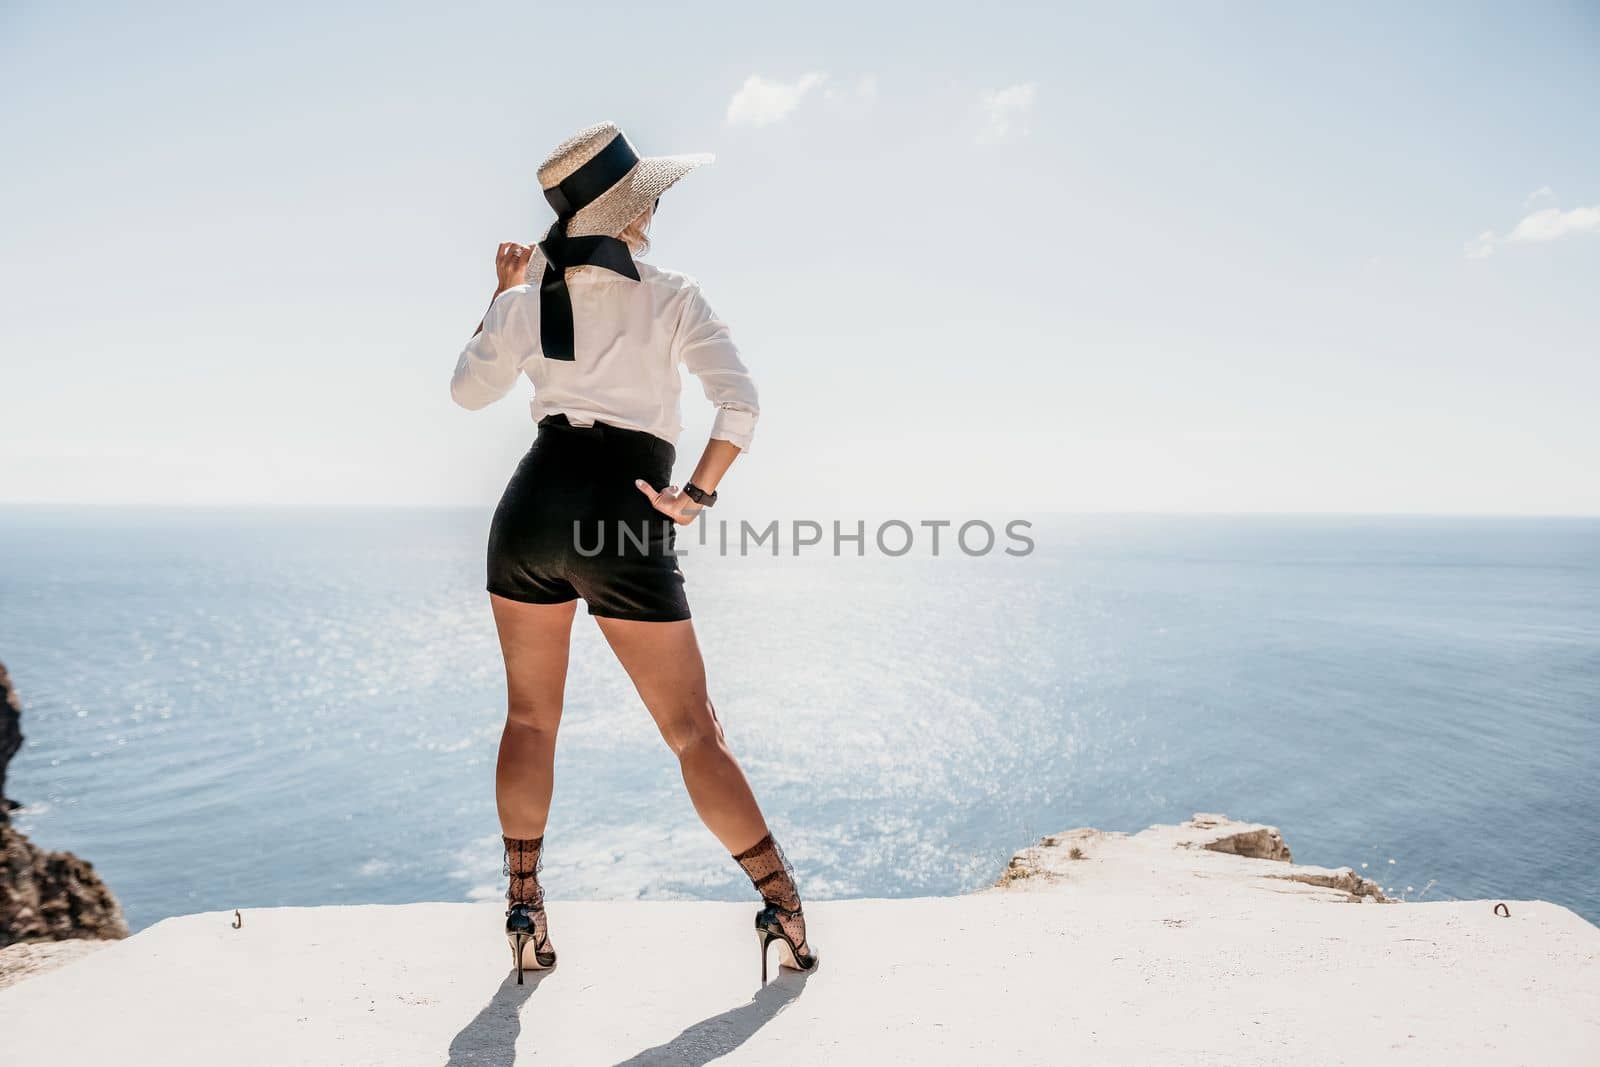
[1,508,1596,931]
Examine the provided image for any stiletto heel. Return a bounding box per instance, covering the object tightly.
[506,903,557,978]
[755,902,818,982]
[510,931,528,985]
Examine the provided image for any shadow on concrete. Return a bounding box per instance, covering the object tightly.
[444,968,549,1066]
[613,967,814,1066]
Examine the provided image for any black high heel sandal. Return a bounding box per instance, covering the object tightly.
[506,902,557,984]
[756,901,818,984]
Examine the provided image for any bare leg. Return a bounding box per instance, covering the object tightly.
[490,594,577,839]
[592,616,770,853]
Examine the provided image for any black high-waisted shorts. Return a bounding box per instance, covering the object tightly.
[486,414,689,622]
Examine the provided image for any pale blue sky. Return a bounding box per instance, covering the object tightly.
[2,1,1596,513]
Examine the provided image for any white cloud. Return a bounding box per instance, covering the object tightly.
[1465,201,1600,259]
[977,83,1036,143]
[1506,205,1600,243]
[1524,185,1554,209]
[725,73,827,127]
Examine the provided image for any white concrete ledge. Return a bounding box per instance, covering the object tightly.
[2,816,1596,1065]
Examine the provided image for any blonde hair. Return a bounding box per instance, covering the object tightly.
[617,202,654,257]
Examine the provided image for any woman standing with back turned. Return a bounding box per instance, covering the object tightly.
[450,122,817,985]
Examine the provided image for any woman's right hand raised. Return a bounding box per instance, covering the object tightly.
[495,242,534,294]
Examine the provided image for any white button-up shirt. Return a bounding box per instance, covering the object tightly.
[450,258,760,451]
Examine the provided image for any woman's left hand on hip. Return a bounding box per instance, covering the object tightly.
[635,480,703,526]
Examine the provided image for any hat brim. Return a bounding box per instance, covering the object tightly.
[563,152,714,239]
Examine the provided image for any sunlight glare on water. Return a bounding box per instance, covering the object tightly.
[2,509,1596,929]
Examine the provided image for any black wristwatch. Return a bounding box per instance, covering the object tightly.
[683,482,718,507]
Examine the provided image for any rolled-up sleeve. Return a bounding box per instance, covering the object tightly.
[675,283,760,451]
[451,287,531,410]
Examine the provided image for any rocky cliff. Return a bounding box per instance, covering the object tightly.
[995,811,1390,902]
[0,661,22,819]
[0,660,128,947]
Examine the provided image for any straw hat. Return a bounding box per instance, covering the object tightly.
[526,122,712,360]
[537,121,713,239]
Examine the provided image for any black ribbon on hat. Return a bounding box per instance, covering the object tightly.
[536,134,641,361]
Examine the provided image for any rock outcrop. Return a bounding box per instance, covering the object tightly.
[0,659,128,947]
[0,824,129,945]
[1185,811,1294,861]
[996,812,1390,903]
[0,661,22,818]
